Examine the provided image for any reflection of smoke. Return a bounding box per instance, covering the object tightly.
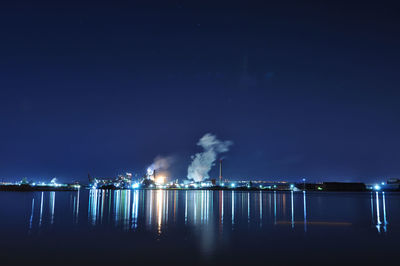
[147,155,175,176]
[187,133,233,182]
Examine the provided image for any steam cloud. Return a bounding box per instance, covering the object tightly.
[187,133,233,182]
[147,155,175,176]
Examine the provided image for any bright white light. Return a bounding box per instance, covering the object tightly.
[231,183,236,188]
[381,182,385,185]
[155,176,166,185]
[50,178,57,184]
[147,168,155,180]
[374,185,381,191]
[290,184,294,189]
[132,183,140,189]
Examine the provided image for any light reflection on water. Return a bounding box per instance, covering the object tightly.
[2,189,399,265]
[372,191,388,233]
[303,190,307,232]
[22,189,393,236]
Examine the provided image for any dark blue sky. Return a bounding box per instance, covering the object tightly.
[1,0,400,183]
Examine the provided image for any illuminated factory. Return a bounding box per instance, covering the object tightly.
[2,160,398,192]
[89,172,134,189]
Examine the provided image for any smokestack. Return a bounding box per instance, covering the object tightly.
[187,133,233,182]
[219,159,223,184]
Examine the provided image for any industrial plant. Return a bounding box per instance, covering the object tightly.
[1,155,400,192]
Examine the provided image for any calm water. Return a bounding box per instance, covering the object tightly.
[0,190,399,265]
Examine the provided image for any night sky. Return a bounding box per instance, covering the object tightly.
[1,0,400,183]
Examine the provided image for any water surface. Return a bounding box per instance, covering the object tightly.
[0,190,398,265]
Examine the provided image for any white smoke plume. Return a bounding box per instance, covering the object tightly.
[147,155,175,176]
[187,133,233,182]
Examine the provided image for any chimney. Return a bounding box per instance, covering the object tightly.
[219,159,223,184]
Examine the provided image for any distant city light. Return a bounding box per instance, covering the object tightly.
[374,185,381,191]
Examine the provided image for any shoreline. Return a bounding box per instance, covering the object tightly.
[0,185,398,193]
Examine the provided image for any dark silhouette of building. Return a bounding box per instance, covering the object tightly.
[322,182,366,191]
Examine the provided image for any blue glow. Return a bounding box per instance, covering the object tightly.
[374,185,381,191]
[132,183,140,189]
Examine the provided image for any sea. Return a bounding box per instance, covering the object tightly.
[0,189,398,265]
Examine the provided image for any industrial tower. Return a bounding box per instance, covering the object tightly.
[219,159,223,185]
